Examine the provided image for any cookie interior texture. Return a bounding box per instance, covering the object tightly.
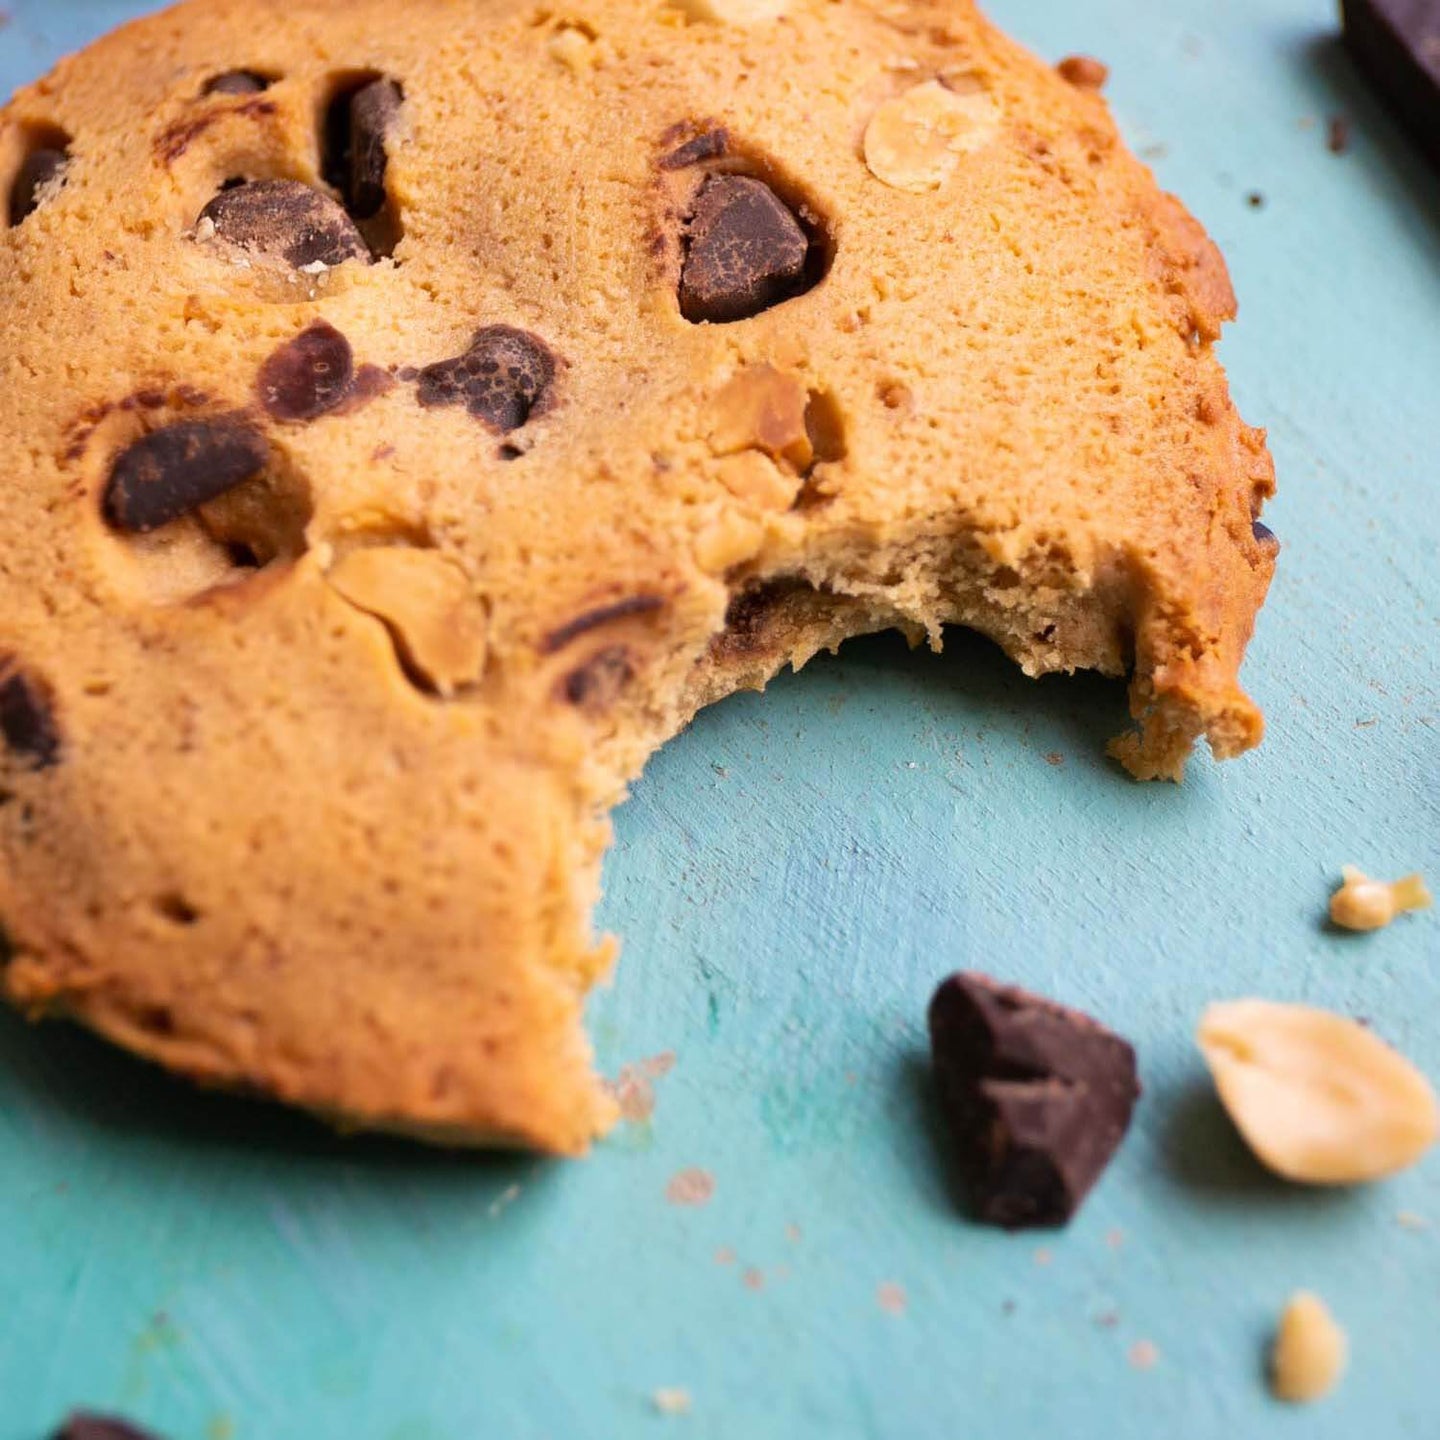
[0,0,1276,1151]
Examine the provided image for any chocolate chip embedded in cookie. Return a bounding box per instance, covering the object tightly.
[258,322,355,422]
[103,418,268,533]
[196,180,370,268]
[8,146,69,225]
[929,974,1140,1228]
[345,79,403,220]
[203,70,272,96]
[0,659,61,771]
[679,175,812,323]
[416,326,557,432]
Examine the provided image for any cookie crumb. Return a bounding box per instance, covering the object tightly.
[1396,1210,1429,1231]
[1246,191,1266,209]
[1057,55,1109,91]
[1329,866,1432,931]
[1128,1340,1160,1371]
[714,1246,736,1265]
[1033,1247,1054,1267]
[665,1168,715,1207]
[742,1267,765,1291]
[1271,1292,1347,1404]
[876,1281,908,1315]
[1105,1227,1125,1250]
[488,1183,521,1218]
[652,1388,692,1416]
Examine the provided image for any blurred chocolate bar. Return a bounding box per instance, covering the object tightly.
[1342,0,1440,167]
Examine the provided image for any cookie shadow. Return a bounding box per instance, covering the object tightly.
[893,1047,976,1224]
[1292,33,1440,252]
[1155,1076,1367,1217]
[0,1006,538,1182]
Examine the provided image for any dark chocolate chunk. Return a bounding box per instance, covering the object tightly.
[347,78,403,220]
[104,419,268,533]
[542,595,666,653]
[679,174,811,324]
[54,1414,166,1440]
[204,71,271,96]
[9,147,69,225]
[257,321,355,422]
[660,127,731,170]
[1343,0,1440,168]
[416,326,557,432]
[197,180,370,268]
[1252,519,1279,547]
[562,646,636,709]
[928,973,1140,1230]
[0,660,60,770]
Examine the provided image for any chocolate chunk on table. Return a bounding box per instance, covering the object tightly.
[54,1413,166,1440]
[1342,0,1440,168]
[928,973,1140,1230]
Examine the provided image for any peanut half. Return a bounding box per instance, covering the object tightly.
[1197,999,1439,1185]
[863,80,1001,193]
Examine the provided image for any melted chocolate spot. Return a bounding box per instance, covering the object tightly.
[416,326,557,433]
[543,596,666,653]
[0,660,60,770]
[257,321,355,422]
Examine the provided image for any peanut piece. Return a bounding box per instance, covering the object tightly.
[328,547,488,697]
[1329,865,1432,932]
[714,451,799,510]
[669,0,787,23]
[547,28,596,72]
[863,79,1001,193]
[695,512,765,573]
[709,365,813,472]
[1271,1292,1347,1404]
[1198,999,1439,1185]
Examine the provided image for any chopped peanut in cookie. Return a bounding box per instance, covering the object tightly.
[1329,865,1433,932]
[863,79,1002,193]
[1198,1000,1439,1185]
[1271,1292,1347,1404]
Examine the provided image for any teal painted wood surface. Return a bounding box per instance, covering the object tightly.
[1,1,1437,1436]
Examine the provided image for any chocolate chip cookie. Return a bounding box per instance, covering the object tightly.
[0,0,1277,1150]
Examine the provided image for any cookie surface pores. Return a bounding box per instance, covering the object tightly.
[0,0,1276,1151]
